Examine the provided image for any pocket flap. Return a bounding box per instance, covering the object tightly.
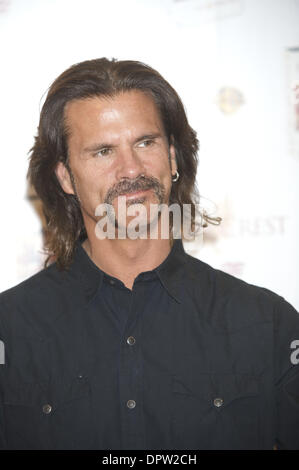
[3,374,91,412]
[172,372,259,409]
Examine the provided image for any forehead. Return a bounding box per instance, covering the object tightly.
[64,90,165,137]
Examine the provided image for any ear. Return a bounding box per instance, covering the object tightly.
[55,161,75,195]
[169,142,178,177]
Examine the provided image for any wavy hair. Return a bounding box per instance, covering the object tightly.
[28,58,220,270]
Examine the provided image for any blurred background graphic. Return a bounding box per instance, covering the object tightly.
[0,0,298,309]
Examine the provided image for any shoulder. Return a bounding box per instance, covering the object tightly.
[183,251,299,324]
[183,250,284,301]
[0,261,79,336]
[183,252,299,382]
[0,262,68,303]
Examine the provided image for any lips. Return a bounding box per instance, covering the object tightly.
[119,189,151,199]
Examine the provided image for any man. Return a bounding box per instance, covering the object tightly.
[0,58,298,450]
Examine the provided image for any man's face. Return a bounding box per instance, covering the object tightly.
[55,90,177,236]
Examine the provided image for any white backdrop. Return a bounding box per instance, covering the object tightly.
[0,0,298,309]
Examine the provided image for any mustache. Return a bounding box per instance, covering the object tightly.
[105,175,164,203]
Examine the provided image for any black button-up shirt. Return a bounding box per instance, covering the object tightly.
[0,238,299,450]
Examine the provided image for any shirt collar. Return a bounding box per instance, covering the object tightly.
[70,237,189,304]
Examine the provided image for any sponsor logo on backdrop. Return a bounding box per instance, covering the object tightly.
[216,87,245,114]
[200,196,287,241]
[189,195,288,278]
[222,215,287,238]
[171,0,244,25]
[286,47,299,159]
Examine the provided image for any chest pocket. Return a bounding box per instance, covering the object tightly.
[171,372,260,450]
[2,374,95,449]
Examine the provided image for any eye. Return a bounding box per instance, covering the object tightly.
[138,139,154,148]
[94,148,111,157]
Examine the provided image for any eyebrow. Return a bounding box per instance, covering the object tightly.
[82,133,163,153]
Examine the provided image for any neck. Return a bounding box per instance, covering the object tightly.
[82,234,174,290]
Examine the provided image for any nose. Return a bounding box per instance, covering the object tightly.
[115,146,146,181]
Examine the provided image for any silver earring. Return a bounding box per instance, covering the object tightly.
[172,170,179,182]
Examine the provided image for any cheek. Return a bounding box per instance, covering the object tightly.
[159,164,172,186]
[74,169,107,203]
[153,155,171,177]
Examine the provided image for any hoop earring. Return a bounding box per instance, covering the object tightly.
[172,170,179,182]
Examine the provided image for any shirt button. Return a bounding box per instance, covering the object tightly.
[109,279,115,285]
[127,336,136,346]
[127,400,136,409]
[42,404,52,414]
[213,397,224,408]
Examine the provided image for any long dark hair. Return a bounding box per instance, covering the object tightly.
[28,57,219,270]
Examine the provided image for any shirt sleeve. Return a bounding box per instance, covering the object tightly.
[274,296,299,450]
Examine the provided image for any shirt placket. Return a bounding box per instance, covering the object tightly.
[118,280,146,450]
